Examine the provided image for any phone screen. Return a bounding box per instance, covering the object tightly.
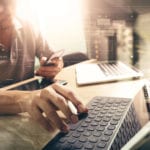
[44,62,56,66]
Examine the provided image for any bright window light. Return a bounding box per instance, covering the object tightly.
[16,0,86,52]
[16,0,83,31]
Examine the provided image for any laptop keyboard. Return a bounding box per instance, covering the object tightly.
[98,62,137,76]
[43,96,141,150]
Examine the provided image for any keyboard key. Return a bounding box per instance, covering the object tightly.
[107,125,116,130]
[87,126,95,131]
[70,124,80,130]
[72,132,80,138]
[79,136,87,142]
[77,127,84,132]
[100,121,108,126]
[96,126,105,131]
[97,114,104,118]
[91,121,99,126]
[88,114,95,119]
[104,130,113,136]
[85,142,94,149]
[74,141,83,149]
[103,117,111,122]
[81,122,88,127]
[97,141,107,148]
[85,118,92,123]
[110,120,119,125]
[93,130,102,137]
[113,116,121,121]
[68,138,76,144]
[89,136,98,143]
[101,135,110,142]
[95,117,102,122]
[83,131,91,137]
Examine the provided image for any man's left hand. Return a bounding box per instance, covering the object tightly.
[35,57,64,79]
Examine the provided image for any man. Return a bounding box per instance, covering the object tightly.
[0,0,88,132]
[0,0,63,82]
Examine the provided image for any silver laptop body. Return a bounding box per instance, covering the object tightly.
[75,61,143,85]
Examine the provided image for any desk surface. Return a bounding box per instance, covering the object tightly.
[0,60,148,150]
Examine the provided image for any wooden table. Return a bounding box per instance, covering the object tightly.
[0,60,149,150]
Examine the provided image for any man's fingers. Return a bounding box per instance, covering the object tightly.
[37,98,69,132]
[52,83,88,113]
[36,57,63,79]
[37,70,57,78]
[37,66,60,78]
[56,94,78,123]
[40,87,78,124]
[40,57,47,65]
[29,105,52,131]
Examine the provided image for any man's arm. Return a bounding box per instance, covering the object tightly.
[34,29,64,79]
[0,90,39,114]
[0,84,88,132]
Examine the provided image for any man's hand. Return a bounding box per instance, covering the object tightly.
[0,83,88,132]
[35,57,64,79]
[27,83,88,132]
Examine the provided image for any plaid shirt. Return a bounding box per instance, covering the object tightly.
[0,18,53,84]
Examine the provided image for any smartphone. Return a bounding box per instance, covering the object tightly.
[44,49,65,66]
[44,62,56,66]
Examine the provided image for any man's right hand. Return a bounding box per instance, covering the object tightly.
[27,83,88,132]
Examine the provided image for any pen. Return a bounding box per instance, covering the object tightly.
[68,101,78,115]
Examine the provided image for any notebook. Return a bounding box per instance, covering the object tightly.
[43,96,141,150]
[75,61,143,85]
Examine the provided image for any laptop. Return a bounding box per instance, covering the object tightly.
[75,61,143,85]
[43,96,141,150]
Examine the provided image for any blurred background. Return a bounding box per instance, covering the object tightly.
[16,0,87,54]
[16,0,150,77]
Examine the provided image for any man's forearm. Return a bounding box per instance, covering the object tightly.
[0,90,39,114]
[0,104,24,114]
